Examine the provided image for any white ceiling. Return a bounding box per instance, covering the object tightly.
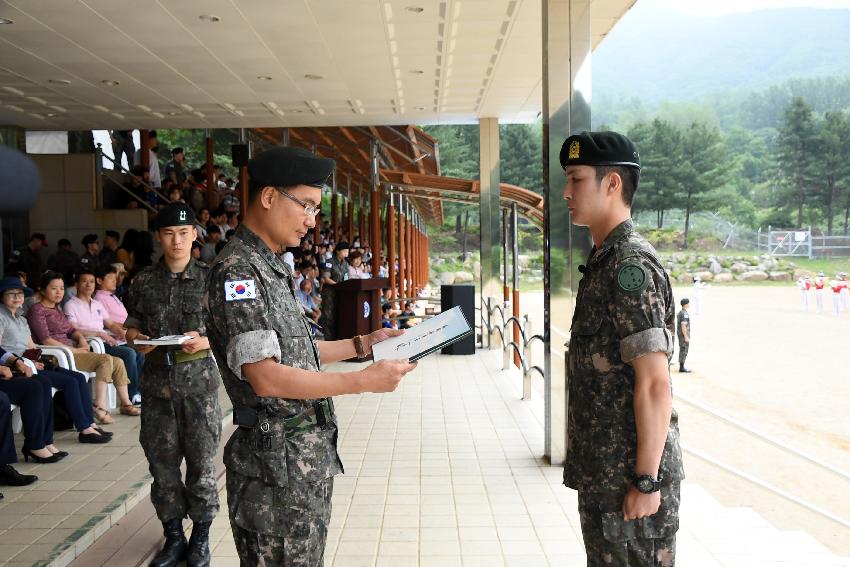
[0,0,634,130]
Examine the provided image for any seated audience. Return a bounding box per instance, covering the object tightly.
[65,270,144,405]
[0,276,111,445]
[27,271,138,424]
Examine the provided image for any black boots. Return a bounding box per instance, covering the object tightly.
[186,521,212,567]
[679,365,691,373]
[150,518,187,567]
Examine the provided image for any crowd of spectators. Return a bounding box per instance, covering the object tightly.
[0,157,420,496]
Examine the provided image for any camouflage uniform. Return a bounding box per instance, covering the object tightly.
[565,219,684,566]
[205,224,343,566]
[125,258,222,524]
[676,309,690,370]
[319,256,348,341]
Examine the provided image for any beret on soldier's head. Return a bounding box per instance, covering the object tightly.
[681,298,690,306]
[155,202,196,230]
[248,146,335,189]
[559,131,641,170]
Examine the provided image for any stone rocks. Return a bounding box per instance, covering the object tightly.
[714,273,733,283]
[768,271,791,281]
[439,272,456,285]
[454,271,474,283]
[709,259,723,274]
[694,271,714,282]
[739,270,769,281]
[677,273,693,284]
[731,262,748,274]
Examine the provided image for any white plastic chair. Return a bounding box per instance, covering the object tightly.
[86,337,117,409]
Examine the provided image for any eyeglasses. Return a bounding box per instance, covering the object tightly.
[3,291,24,298]
[275,188,321,217]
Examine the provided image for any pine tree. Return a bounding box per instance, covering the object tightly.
[818,111,850,235]
[775,97,821,227]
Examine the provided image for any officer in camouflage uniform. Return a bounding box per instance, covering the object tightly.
[125,203,222,567]
[561,131,684,567]
[676,298,691,373]
[319,240,350,340]
[204,146,416,566]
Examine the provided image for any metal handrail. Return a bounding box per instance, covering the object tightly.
[97,144,171,207]
[480,296,539,400]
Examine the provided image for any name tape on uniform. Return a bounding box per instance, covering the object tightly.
[225,279,257,301]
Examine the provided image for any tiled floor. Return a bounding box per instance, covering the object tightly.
[5,349,850,566]
[0,389,232,567]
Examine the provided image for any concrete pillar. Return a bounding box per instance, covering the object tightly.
[542,0,592,464]
[479,117,501,341]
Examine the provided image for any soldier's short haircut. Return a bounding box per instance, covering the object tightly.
[595,165,640,207]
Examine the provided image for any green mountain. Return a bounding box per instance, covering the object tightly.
[593,5,850,105]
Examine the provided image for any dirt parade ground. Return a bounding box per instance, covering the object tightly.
[521,284,850,555]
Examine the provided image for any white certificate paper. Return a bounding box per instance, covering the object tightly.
[372,306,473,362]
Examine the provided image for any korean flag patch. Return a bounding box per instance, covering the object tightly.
[225,279,257,301]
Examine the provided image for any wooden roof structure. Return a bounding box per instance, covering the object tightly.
[252,125,444,225]
[380,170,545,229]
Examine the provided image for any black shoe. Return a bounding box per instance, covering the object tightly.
[21,449,61,464]
[186,521,212,567]
[0,464,38,486]
[79,431,111,444]
[679,366,691,373]
[50,450,69,460]
[94,426,113,438]
[150,518,187,567]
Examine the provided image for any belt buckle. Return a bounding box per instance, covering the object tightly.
[260,420,271,433]
[165,351,175,367]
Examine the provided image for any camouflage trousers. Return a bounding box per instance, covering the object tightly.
[578,483,680,567]
[140,392,222,523]
[319,289,336,341]
[678,342,689,367]
[227,471,333,567]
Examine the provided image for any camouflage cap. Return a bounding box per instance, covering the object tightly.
[248,146,335,189]
[559,131,641,170]
[156,202,196,229]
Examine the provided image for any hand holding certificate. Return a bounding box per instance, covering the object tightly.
[372,306,473,362]
[132,334,193,346]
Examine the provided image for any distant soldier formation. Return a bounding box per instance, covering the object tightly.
[797,272,848,315]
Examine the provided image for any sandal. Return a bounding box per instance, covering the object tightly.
[93,405,114,425]
[120,404,141,416]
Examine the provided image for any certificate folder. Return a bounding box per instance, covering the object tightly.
[372,306,473,362]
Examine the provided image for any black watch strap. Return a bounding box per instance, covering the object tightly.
[632,474,662,494]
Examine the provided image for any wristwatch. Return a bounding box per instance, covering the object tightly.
[632,474,662,494]
[353,335,367,360]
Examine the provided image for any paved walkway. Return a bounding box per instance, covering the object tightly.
[3,348,849,565]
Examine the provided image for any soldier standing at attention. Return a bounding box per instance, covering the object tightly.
[124,203,222,567]
[205,146,416,566]
[319,240,350,340]
[676,298,691,373]
[560,131,684,566]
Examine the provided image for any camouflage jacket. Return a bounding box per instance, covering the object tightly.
[204,224,342,487]
[564,219,684,492]
[125,257,221,399]
[322,256,348,287]
[676,310,690,341]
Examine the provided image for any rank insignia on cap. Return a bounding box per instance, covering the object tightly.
[617,263,649,293]
[568,140,580,160]
[225,279,257,301]
[179,210,187,222]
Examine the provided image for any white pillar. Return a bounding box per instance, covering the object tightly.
[542,0,592,464]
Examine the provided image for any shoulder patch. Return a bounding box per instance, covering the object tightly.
[225,279,257,301]
[617,262,649,293]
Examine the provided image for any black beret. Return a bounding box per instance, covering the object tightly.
[156,203,197,229]
[249,146,335,189]
[681,298,690,306]
[82,234,98,246]
[559,131,640,170]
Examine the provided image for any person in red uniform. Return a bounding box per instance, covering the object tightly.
[797,276,811,312]
[830,276,842,316]
[814,272,826,313]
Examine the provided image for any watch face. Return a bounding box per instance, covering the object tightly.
[637,478,653,492]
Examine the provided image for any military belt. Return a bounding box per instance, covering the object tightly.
[233,398,335,440]
[146,348,210,367]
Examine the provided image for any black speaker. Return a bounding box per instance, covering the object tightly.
[231,143,250,167]
[441,284,475,355]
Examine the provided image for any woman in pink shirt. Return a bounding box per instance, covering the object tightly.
[27,271,138,424]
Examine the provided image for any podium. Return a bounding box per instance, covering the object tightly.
[335,278,388,340]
